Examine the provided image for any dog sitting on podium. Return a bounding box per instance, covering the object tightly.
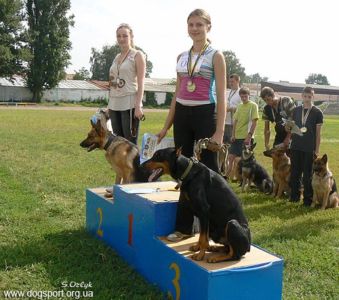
[143,147,251,263]
[80,109,151,185]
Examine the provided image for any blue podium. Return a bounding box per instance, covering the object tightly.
[86,181,283,300]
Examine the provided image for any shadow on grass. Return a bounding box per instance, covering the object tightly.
[1,229,162,300]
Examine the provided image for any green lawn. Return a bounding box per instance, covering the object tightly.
[0,109,338,299]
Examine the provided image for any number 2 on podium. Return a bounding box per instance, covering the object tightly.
[96,207,103,237]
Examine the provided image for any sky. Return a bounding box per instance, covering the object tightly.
[68,0,339,86]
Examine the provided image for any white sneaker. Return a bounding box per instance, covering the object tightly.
[167,231,193,242]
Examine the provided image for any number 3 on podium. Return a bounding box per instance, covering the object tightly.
[167,262,181,300]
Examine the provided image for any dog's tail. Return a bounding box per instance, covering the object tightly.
[262,179,273,194]
[226,220,251,260]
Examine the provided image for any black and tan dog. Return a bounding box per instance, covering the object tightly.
[263,146,291,198]
[80,109,151,185]
[240,143,273,193]
[144,147,251,263]
[312,154,339,209]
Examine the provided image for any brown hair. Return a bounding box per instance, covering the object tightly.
[230,74,240,82]
[239,87,250,95]
[116,23,135,48]
[187,9,212,43]
[303,86,314,94]
[260,86,275,99]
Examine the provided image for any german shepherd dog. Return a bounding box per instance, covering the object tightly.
[240,143,273,193]
[263,146,291,198]
[311,154,339,209]
[144,148,251,263]
[80,109,151,185]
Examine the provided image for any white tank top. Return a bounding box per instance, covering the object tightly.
[108,49,143,110]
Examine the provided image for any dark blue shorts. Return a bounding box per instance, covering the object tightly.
[229,139,245,157]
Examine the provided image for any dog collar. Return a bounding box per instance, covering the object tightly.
[103,134,116,150]
[179,157,198,181]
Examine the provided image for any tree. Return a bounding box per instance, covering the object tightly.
[90,44,153,81]
[305,73,330,85]
[222,50,246,85]
[243,73,268,84]
[0,0,30,77]
[26,0,74,102]
[73,67,91,80]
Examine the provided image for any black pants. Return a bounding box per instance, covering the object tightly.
[273,132,287,146]
[108,109,139,145]
[289,149,313,205]
[173,102,218,234]
[174,102,218,172]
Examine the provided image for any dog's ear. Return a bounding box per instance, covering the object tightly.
[321,154,328,163]
[91,119,102,134]
[99,108,109,120]
[176,147,182,157]
[251,143,257,150]
[313,152,318,160]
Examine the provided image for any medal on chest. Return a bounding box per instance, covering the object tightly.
[187,80,196,92]
[186,43,209,93]
[301,105,313,133]
[115,49,130,89]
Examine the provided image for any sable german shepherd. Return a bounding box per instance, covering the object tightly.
[311,154,339,209]
[263,146,291,198]
[80,109,151,185]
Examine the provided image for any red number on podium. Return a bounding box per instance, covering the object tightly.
[128,213,133,246]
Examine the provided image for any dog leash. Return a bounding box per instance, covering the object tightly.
[194,138,229,177]
[130,109,146,138]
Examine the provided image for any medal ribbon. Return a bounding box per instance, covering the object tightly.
[301,105,313,127]
[187,43,209,78]
[116,49,131,79]
[271,98,283,123]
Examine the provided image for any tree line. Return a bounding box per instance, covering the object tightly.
[0,0,73,102]
[0,0,330,102]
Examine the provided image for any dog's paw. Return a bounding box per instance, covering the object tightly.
[191,251,205,261]
[189,244,200,252]
[207,256,220,263]
[207,245,229,253]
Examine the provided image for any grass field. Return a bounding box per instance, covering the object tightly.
[0,108,338,300]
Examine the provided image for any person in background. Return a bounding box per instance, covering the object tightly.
[260,86,295,150]
[224,73,241,144]
[288,86,323,206]
[108,23,145,144]
[225,87,259,180]
[157,8,226,241]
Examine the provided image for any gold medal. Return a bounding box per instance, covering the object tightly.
[187,80,196,92]
[300,127,307,133]
[186,42,209,93]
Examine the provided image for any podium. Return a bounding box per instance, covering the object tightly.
[86,181,283,300]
